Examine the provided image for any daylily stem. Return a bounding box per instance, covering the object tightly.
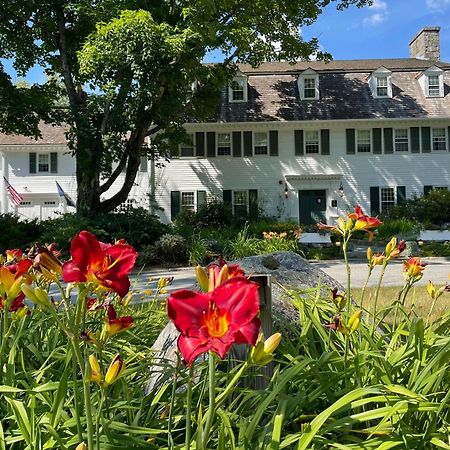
[96,389,106,450]
[342,237,351,313]
[359,267,373,309]
[371,260,388,335]
[202,352,216,449]
[185,364,194,450]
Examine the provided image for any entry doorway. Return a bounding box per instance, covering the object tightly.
[299,189,327,225]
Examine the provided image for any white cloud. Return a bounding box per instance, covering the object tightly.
[363,0,388,26]
[426,0,450,9]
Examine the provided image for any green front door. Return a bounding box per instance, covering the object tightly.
[299,190,327,225]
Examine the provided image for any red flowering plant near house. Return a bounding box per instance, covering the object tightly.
[168,277,260,365]
[62,230,137,298]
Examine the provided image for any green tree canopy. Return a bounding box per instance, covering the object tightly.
[0,0,370,216]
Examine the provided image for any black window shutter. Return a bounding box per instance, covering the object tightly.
[170,191,181,221]
[50,152,58,173]
[384,128,393,154]
[195,132,205,157]
[249,189,258,218]
[294,130,304,155]
[346,129,355,154]
[140,156,148,172]
[421,127,431,153]
[206,132,216,157]
[448,127,450,151]
[373,128,382,154]
[320,129,330,155]
[269,131,278,156]
[29,152,37,174]
[243,131,253,157]
[223,190,232,205]
[197,190,206,211]
[232,131,242,157]
[410,127,420,153]
[424,185,433,196]
[370,187,380,216]
[397,186,406,205]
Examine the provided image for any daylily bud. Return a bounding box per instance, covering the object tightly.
[367,247,373,262]
[21,284,52,309]
[88,355,102,384]
[385,237,397,258]
[426,280,436,299]
[347,310,363,334]
[195,266,209,292]
[250,333,282,365]
[216,265,230,287]
[75,443,87,450]
[12,306,29,320]
[105,354,125,386]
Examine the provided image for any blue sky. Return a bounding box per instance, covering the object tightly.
[3,0,450,85]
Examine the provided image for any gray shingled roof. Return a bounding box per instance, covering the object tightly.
[0,123,68,145]
[209,59,450,122]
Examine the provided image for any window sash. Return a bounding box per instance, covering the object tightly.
[380,187,395,211]
[38,154,49,172]
[432,128,447,151]
[304,130,320,154]
[428,75,440,97]
[304,78,316,99]
[233,190,248,215]
[181,192,195,212]
[231,79,245,101]
[376,77,388,96]
[254,132,268,155]
[217,133,231,156]
[357,130,371,153]
[394,129,409,152]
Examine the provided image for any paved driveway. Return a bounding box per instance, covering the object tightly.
[131,257,450,294]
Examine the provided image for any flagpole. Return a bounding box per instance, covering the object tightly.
[1,151,8,214]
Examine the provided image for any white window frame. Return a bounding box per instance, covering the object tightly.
[298,70,320,100]
[394,128,409,152]
[432,127,447,151]
[357,129,372,153]
[181,191,195,212]
[233,190,248,215]
[37,153,50,173]
[376,76,389,97]
[217,132,231,156]
[253,131,268,155]
[380,187,395,212]
[369,67,393,98]
[428,75,441,97]
[229,77,248,103]
[304,130,320,154]
[179,133,195,157]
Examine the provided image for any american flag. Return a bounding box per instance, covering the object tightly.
[3,177,23,207]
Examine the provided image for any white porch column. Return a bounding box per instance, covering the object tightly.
[1,151,8,214]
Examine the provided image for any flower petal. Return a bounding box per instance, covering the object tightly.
[233,317,260,346]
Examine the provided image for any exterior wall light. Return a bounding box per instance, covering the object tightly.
[338,182,344,198]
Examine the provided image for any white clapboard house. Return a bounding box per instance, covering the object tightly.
[1,27,449,225]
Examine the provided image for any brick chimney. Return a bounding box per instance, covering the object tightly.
[409,27,441,61]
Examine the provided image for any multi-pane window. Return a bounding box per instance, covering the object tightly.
[380,187,395,212]
[233,191,248,216]
[432,128,447,151]
[38,154,49,172]
[394,129,409,152]
[181,192,195,212]
[304,130,320,154]
[357,130,371,153]
[304,78,316,99]
[376,77,388,97]
[180,134,194,157]
[217,133,231,156]
[254,132,268,155]
[428,75,440,97]
[230,79,246,102]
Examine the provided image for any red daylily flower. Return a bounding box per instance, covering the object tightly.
[167,277,260,366]
[349,205,382,232]
[196,257,245,292]
[63,231,137,297]
[103,304,133,336]
[403,257,427,282]
[0,259,32,311]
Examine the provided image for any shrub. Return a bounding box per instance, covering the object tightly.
[172,208,196,237]
[0,214,42,253]
[150,233,188,264]
[376,218,420,240]
[195,199,233,229]
[420,241,450,257]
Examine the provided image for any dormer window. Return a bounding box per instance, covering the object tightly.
[298,69,319,100]
[369,67,392,98]
[419,66,444,98]
[229,73,248,103]
[428,75,440,97]
[376,77,388,97]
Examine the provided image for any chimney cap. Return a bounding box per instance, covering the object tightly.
[409,26,441,46]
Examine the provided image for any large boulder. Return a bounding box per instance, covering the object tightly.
[145,252,343,394]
